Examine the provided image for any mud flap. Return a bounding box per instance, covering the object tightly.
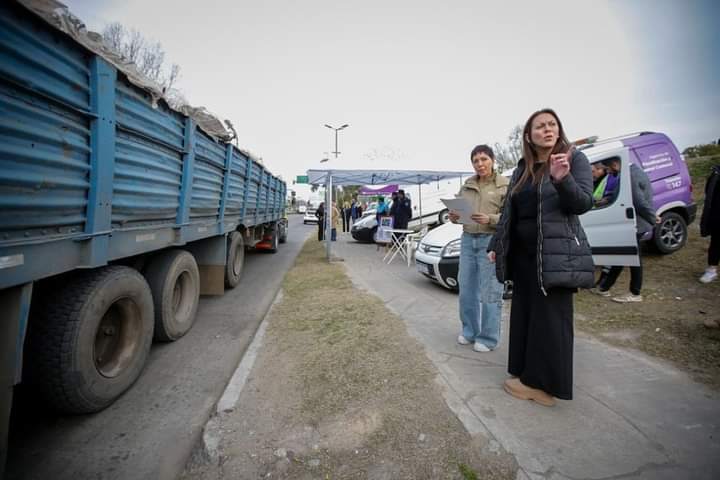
[0,283,32,477]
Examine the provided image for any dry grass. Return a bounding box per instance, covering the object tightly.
[252,239,517,479]
[575,157,720,388]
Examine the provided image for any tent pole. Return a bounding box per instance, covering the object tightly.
[326,172,332,261]
[418,184,423,226]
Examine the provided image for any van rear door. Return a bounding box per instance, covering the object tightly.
[580,150,641,267]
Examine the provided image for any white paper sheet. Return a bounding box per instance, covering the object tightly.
[440,197,475,224]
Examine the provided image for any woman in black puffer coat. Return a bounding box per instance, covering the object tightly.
[488,108,594,406]
[699,164,720,284]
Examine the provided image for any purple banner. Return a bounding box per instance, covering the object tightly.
[358,184,399,195]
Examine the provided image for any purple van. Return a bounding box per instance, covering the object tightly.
[579,132,697,254]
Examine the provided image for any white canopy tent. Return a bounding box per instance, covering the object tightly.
[307,169,474,260]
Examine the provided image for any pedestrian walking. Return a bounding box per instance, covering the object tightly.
[488,108,595,406]
[449,145,508,352]
[591,157,659,302]
[699,163,720,284]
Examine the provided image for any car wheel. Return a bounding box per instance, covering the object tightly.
[438,209,450,224]
[653,211,687,254]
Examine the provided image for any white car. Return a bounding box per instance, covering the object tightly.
[414,222,463,290]
[298,205,307,214]
[303,209,318,224]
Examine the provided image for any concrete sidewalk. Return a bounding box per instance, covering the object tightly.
[332,233,720,480]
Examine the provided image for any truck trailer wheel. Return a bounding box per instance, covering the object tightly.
[145,250,200,342]
[225,231,245,288]
[279,220,288,244]
[268,225,279,253]
[26,266,154,414]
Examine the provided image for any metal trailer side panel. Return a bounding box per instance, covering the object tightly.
[0,1,286,292]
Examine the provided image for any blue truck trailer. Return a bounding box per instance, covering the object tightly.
[0,1,287,470]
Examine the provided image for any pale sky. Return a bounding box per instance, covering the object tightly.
[64,0,719,199]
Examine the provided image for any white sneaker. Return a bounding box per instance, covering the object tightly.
[589,287,610,297]
[612,293,643,303]
[700,269,718,284]
[473,342,491,352]
[457,335,471,345]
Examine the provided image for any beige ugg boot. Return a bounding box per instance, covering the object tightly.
[503,378,556,407]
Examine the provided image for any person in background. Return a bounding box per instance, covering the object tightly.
[699,163,720,285]
[450,145,508,353]
[350,198,359,224]
[591,162,618,208]
[488,108,595,407]
[375,197,388,223]
[331,201,341,241]
[591,157,660,302]
[316,202,325,241]
[343,201,352,232]
[394,189,412,230]
[339,202,348,233]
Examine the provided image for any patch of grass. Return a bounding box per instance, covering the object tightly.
[459,463,479,480]
[262,238,518,479]
[576,226,720,388]
[687,155,719,203]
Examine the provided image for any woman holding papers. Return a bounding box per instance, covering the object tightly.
[488,108,594,406]
[449,145,509,353]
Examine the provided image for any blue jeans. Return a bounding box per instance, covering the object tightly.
[458,232,504,348]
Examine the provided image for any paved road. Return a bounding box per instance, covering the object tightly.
[333,235,720,480]
[7,216,313,480]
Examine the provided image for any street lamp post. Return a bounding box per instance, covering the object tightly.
[324,123,349,158]
[322,124,348,260]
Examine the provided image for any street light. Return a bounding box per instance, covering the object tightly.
[324,123,349,158]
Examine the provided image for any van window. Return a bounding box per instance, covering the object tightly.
[632,143,679,182]
[590,157,621,210]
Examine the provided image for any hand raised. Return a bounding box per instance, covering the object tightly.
[550,146,573,182]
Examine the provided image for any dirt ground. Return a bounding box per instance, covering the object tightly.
[182,239,517,480]
[575,156,720,388]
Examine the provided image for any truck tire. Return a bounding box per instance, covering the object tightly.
[145,249,200,342]
[279,220,288,244]
[438,209,450,224]
[26,266,154,414]
[268,225,279,253]
[653,211,687,254]
[225,231,245,288]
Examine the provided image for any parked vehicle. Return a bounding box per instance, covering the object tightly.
[350,179,464,243]
[578,132,696,255]
[0,0,287,462]
[415,132,697,289]
[414,222,463,290]
[298,205,307,214]
[303,209,318,224]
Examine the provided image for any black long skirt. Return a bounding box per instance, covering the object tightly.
[508,253,575,400]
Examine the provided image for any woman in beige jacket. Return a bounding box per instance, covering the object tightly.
[449,145,508,352]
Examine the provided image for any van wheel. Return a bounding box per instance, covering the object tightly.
[653,212,687,254]
[26,266,154,413]
[145,250,200,341]
[225,231,245,288]
[438,209,450,224]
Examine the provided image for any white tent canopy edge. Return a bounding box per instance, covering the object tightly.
[306,169,475,260]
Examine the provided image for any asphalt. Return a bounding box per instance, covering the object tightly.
[6,216,311,480]
[330,232,720,480]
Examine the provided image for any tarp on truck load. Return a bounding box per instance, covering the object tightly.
[16,0,237,145]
